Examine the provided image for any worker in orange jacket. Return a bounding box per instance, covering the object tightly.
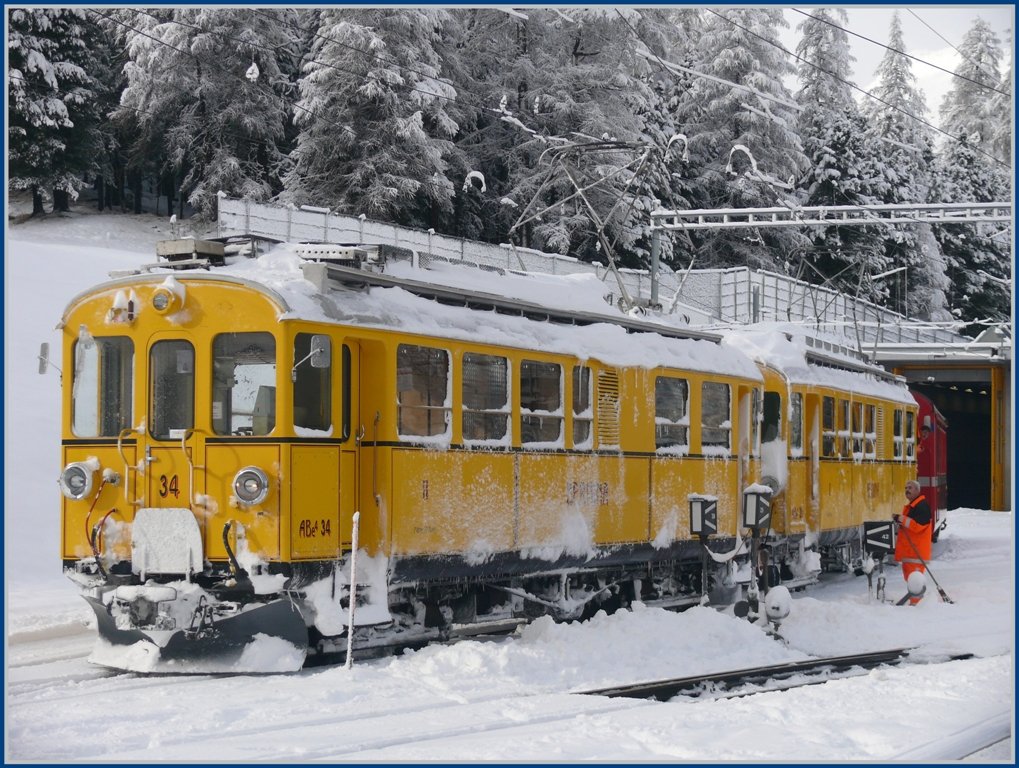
[893,480,933,605]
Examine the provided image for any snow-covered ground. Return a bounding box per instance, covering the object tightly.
[5,205,1014,761]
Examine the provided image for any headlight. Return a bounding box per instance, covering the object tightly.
[233,467,269,506]
[59,462,95,500]
[151,287,181,314]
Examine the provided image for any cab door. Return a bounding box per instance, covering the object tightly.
[145,337,198,509]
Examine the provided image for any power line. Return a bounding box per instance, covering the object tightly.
[706,9,1009,170]
[906,9,1005,90]
[791,8,1008,98]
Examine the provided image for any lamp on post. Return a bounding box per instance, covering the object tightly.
[688,494,718,602]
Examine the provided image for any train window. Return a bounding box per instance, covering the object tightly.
[655,376,689,451]
[905,410,916,459]
[701,382,730,450]
[72,336,134,437]
[762,392,780,444]
[212,333,276,436]
[789,393,803,453]
[462,353,509,443]
[520,360,563,445]
[893,409,904,459]
[150,340,195,440]
[572,366,593,449]
[821,396,835,456]
[852,403,864,457]
[397,344,450,438]
[837,399,850,457]
[864,405,876,458]
[293,333,331,433]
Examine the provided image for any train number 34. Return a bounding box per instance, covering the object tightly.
[158,474,180,499]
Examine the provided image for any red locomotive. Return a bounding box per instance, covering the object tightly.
[911,390,948,541]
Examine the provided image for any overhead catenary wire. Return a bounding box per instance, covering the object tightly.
[905,8,1005,88]
[791,8,1009,98]
[28,7,1011,236]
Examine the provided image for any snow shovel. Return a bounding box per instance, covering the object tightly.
[897,523,954,604]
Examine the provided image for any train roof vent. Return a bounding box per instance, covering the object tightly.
[152,238,226,269]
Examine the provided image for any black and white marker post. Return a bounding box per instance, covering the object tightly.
[735,485,772,622]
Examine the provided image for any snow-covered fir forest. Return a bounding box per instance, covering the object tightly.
[7,7,1013,328]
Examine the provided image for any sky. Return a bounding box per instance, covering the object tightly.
[4,206,1014,761]
[780,6,1014,122]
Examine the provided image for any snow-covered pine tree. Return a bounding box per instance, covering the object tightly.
[8,8,105,214]
[626,9,703,273]
[939,18,1004,158]
[794,9,889,302]
[861,11,946,320]
[116,8,292,219]
[932,18,1012,329]
[283,8,461,229]
[674,8,809,272]
[989,31,1012,164]
[429,9,537,244]
[476,9,650,264]
[931,135,1011,328]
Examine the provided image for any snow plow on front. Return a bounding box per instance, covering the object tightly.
[51,238,919,674]
[73,509,309,673]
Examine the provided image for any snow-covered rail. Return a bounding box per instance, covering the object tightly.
[892,711,1012,761]
[579,648,975,702]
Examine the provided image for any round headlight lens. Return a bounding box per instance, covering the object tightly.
[152,290,171,312]
[59,463,94,500]
[233,467,269,506]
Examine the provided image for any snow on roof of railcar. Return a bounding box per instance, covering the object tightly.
[214,246,763,381]
[722,325,914,404]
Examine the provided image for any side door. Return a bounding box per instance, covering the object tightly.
[339,340,360,550]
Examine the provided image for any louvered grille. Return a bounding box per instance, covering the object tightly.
[596,369,621,448]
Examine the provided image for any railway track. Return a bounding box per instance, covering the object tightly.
[580,648,976,702]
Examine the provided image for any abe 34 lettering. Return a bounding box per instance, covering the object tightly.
[298,519,333,538]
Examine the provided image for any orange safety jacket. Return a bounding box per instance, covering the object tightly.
[895,494,933,564]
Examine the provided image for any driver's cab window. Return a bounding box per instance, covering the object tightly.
[73,336,134,437]
[212,333,276,436]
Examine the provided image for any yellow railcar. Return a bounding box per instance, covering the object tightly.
[53,243,916,672]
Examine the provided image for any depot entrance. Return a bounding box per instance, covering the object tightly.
[893,362,1010,512]
[910,379,991,510]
